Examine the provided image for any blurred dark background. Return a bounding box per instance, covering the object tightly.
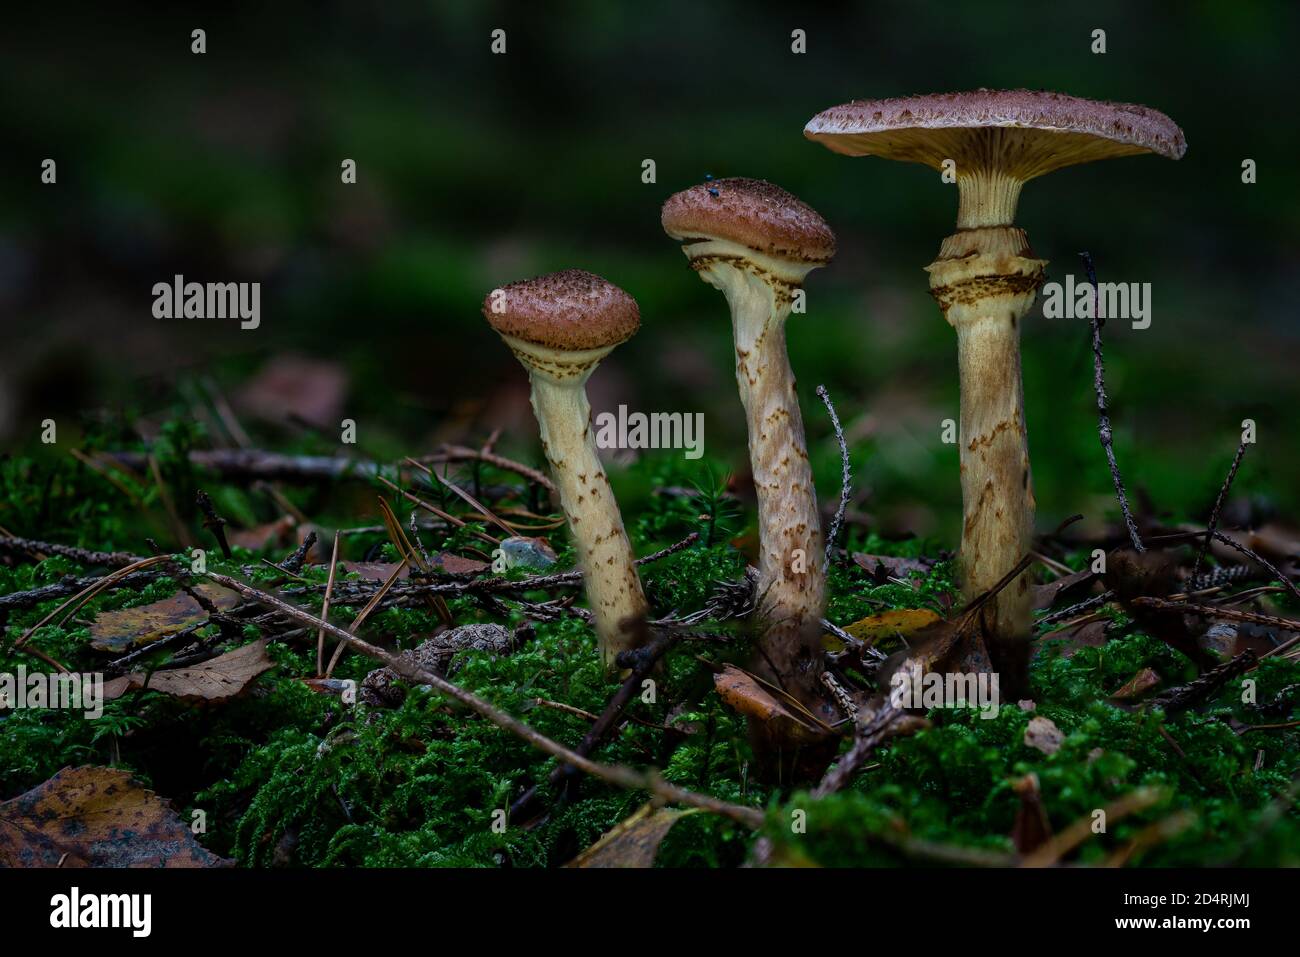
[1,0,1297,543]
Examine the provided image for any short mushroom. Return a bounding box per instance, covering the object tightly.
[805,89,1185,691]
[482,269,648,668]
[661,178,836,711]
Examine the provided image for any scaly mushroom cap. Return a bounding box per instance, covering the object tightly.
[661,178,836,265]
[804,89,1186,181]
[482,269,640,352]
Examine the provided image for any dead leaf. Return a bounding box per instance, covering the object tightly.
[102,640,275,703]
[1212,524,1300,574]
[236,354,348,427]
[1010,773,1053,854]
[713,664,830,741]
[1032,567,1095,610]
[90,583,240,653]
[824,608,943,652]
[1037,618,1110,659]
[340,561,411,581]
[565,803,698,867]
[430,553,490,575]
[1024,715,1064,755]
[1110,667,1161,701]
[228,516,296,552]
[0,766,230,867]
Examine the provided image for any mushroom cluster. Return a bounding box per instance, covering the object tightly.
[482,86,1184,738]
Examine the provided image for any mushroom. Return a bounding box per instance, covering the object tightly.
[661,178,836,710]
[482,269,648,668]
[805,89,1184,691]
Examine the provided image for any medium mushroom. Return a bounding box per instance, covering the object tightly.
[804,89,1184,691]
[661,178,836,712]
[482,269,648,668]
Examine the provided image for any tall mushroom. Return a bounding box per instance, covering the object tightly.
[805,89,1185,692]
[482,269,648,668]
[661,178,836,714]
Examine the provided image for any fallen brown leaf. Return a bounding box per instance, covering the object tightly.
[90,583,240,653]
[236,354,348,427]
[1032,567,1095,610]
[228,516,297,552]
[565,803,698,867]
[102,640,275,703]
[340,561,411,581]
[713,664,830,742]
[0,766,230,867]
[1037,618,1110,659]
[1110,667,1162,701]
[1010,773,1053,854]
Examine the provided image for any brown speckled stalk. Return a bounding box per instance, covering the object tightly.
[927,224,1045,690]
[509,338,648,669]
[697,251,827,706]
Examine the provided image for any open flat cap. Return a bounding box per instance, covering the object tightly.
[662,177,836,264]
[483,269,640,351]
[805,89,1186,179]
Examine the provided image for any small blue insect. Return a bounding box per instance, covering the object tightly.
[707,187,719,197]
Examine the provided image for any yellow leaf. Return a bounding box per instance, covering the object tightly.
[566,803,698,868]
[823,608,942,651]
[89,583,240,653]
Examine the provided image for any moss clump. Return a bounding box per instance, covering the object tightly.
[761,633,1300,867]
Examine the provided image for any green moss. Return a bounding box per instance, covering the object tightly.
[1,442,1297,868]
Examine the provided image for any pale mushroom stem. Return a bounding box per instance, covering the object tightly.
[927,223,1044,685]
[528,372,649,669]
[713,261,827,700]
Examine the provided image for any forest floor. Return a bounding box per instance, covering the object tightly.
[2,414,1299,868]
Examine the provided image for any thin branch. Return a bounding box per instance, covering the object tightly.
[195,489,233,559]
[316,532,341,676]
[0,568,166,612]
[1080,251,1143,552]
[0,535,144,568]
[325,556,408,677]
[1148,528,1300,604]
[813,701,907,799]
[511,630,676,824]
[1192,439,1249,581]
[1132,595,1300,634]
[278,532,317,574]
[816,385,852,561]
[374,475,502,546]
[429,444,555,493]
[1038,591,1114,627]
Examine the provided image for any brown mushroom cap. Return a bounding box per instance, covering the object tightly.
[482,269,640,351]
[661,177,836,264]
[804,89,1185,180]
